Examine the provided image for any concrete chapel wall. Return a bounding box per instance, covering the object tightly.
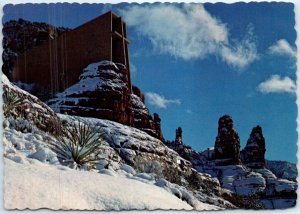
[12,11,130,96]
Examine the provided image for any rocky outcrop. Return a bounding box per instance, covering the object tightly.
[164,127,198,161]
[162,115,297,209]
[3,19,69,78]
[241,126,266,168]
[47,61,163,140]
[131,94,163,140]
[132,85,145,103]
[175,127,183,145]
[161,117,298,209]
[214,115,241,165]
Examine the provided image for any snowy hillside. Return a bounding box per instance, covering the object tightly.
[3,116,221,210]
[5,159,192,210]
[2,74,226,210]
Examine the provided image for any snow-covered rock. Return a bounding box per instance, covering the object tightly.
[2,74,65,137]
[120,164,136,175]
[195,159,297,208]
[3,119,224,210]
[165,119,297,209]
[47,61,163,140]
[266,160,297,181]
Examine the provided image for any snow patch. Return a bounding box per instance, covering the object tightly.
[4,158,193,210]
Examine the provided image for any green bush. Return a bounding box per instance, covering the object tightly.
[48,122,105,170]
[163,167,182,185]
[3,88,22,118]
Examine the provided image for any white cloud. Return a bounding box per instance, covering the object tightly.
[257,75,296,94]
[268,39,296,58]
[145,92,181,109]
[219,25,258,70]
[121,4,258,70]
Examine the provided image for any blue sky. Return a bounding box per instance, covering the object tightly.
[3,2,297,163]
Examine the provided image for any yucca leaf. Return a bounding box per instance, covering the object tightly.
[48,122,105,170]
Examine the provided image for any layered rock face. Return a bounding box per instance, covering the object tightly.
[241,126,266,168]
[47,61,163,140]
[214,115,241,165]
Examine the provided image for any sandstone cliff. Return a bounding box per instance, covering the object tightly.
[47,61,163,140]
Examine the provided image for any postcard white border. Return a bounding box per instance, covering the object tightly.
[0,1,299,214]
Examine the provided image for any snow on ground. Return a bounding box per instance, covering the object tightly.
[3,126,193,211]
[3,113,218,211]
[3,123,194,210]
[4,158,192,210]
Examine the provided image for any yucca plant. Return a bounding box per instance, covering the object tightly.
[48,122,105,170]
[3,88,22,118]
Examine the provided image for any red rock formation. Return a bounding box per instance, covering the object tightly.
[214,115,241,165]
[47,61,163,140]
[175,127,183,145]
[241,125,266,168]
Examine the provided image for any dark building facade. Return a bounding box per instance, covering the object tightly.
[12,11,131,96]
